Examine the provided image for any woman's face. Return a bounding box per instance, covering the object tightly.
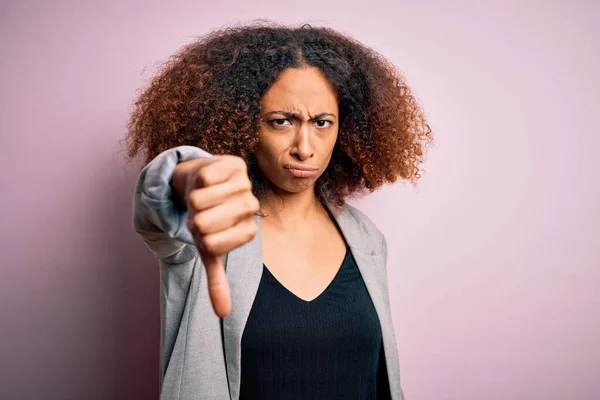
[256,66,339,195]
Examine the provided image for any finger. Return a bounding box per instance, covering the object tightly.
[188,176,252,211]
[196,217,258,255]
[190,194,260,235]
[193,156,246,189]
[200,252,231,317]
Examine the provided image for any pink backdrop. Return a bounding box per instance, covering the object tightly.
[1,1,598,399]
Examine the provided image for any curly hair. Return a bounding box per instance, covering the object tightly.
[127,21,432,207]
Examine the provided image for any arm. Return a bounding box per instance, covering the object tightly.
[132,145,211,262]
[132,145,259,317]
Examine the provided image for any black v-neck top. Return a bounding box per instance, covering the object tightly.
[239,247,391,400]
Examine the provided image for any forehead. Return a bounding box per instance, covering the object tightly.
[261,67,338,113]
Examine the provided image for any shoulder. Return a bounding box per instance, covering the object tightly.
[342,203,386,246]
[341,204,389,272]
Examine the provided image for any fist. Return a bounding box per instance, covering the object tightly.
[173,155,260,317]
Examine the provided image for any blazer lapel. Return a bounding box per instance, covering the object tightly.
[222,215,263,400]
[333,207,403,400]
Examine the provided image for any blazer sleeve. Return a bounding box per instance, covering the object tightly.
[132,145,211,263]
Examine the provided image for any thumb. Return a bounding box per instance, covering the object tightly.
[200,252,231,318]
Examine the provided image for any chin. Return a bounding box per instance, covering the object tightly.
[274,178,315,194]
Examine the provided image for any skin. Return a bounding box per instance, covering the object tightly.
[172,66,346,317]
[257,67,346,302]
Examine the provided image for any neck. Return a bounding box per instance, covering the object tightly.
[259,186,325,229]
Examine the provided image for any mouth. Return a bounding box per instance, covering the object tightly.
[284,164,319,178]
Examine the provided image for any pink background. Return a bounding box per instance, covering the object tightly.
[1,1,598,399]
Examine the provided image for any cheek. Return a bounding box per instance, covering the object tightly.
[256,137,280,165]
[256,135,287,177]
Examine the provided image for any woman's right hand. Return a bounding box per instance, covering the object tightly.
[171,155,260,318]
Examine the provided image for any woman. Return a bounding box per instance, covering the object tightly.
[128,22,431,400]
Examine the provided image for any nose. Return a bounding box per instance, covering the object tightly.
[291,123,314,161]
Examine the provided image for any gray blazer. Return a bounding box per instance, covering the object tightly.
[133,146,405,400]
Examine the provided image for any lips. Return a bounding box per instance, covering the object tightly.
[284,164,318,178]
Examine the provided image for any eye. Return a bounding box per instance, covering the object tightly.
[270,119,292,127]
[315,120,333,128]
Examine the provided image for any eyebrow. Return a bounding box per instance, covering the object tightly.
[264,110,337,120]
